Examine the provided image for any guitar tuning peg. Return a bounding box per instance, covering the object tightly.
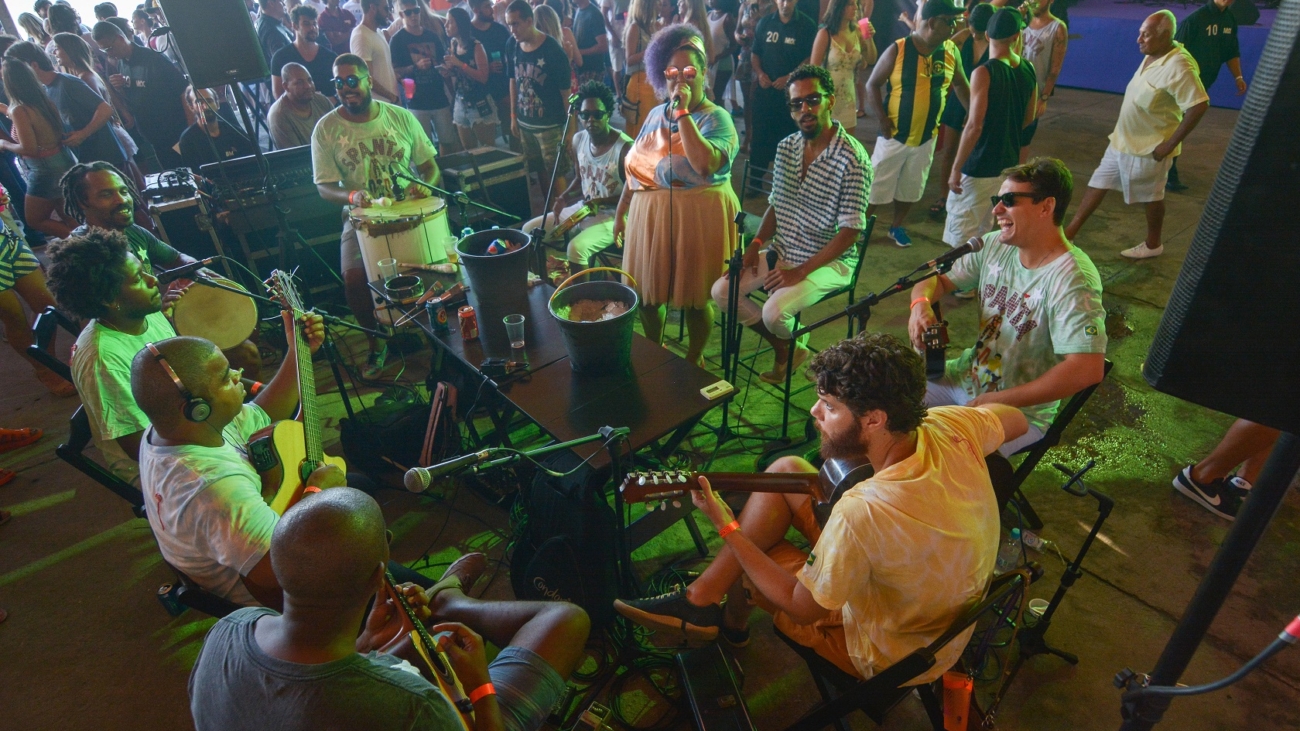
[637,474,647,486]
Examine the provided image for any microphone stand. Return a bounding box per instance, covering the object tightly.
[529,97,581,276]
[390,169,519,230]
[465,425,630,474]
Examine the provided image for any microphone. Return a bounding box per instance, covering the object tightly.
[766,247,778,271]
[149,26,171,38]
[404,450,494,492]
[920,236,985,271]
[671,93,683,110]
[155,256,219,284]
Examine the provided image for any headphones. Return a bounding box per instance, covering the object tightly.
[145,342,211,422]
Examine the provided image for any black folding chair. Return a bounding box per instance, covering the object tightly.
[158,562,242,619]
[27,305,77,382]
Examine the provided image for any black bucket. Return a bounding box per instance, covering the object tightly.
[456,228,531,311]
[548,270,639,374]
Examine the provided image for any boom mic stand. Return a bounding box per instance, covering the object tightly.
[390,169,520,230]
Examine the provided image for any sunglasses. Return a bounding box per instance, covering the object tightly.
[577,110,608,120]
[990,192,1041,208]
[663,65,698,81]
[402,8,421,15]
[788,93,825,111]
[332,74,367,89]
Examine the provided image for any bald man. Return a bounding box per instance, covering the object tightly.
[1064,10,1208,260]
[190,488,590,731]
[269,63,337,148]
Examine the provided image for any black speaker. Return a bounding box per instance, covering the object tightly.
[156,0,269,88]
[1143,2,1300,433]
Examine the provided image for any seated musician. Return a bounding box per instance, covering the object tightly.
[191,488,590,731]
[908,157,1107,456]
[615,333,1028,685]
[520,80,631,270]
[709,65,871,385]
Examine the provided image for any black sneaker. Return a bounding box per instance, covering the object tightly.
[614,588,722,641]
[1173,466,1242,520]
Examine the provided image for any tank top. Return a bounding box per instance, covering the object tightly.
[575,128,632,200]
[707,12,731,62]
[625,20,651,74]
[453,38,489,102]
[885,36,959,146]
[1022,18,1062,96]
[962,57,1038,178]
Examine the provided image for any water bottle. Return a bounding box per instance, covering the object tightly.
[461,226,474,239]
[995,528,1022,575]
[1021,529,1049,552]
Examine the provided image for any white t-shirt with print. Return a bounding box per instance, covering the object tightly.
[70,312,177,486]
[945,233,1108,432]
[350,24,399,101]
[311,101,438,201]
[140,404,278,606]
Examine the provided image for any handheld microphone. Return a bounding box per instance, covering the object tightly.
[149,26,171,38]
[920,237,985,271]
[404,450,494,492]
[766,247,778,271]
[156,256,220,284]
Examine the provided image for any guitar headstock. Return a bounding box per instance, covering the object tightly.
[266,269,304,314]
[618,470,695,505]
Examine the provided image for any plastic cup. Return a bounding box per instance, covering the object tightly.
[1026,598,1049,625]
[378,258,400,282]
[402,78,415,100]
[504,314,526,349]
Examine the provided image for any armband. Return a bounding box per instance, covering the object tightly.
[718,520,741,538]
[469,683,497,703]
[910,296,931,310]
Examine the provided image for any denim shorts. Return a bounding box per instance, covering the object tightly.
[22,147,77,199]
[488,646,566,731]
[454,95,500,128]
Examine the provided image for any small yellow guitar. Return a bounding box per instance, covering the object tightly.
[248,270,346,515]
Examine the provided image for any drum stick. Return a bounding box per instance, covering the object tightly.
[400,262,459,273]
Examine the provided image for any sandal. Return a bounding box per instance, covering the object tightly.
[927,198,947,221]
[0,427,43,454]
[424,551,488,603]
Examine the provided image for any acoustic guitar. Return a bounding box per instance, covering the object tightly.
[383,572,475,730]
[249,270,347,515]
[618,456,875,510]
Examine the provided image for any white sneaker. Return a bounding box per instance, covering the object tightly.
[1121,242,1164,259]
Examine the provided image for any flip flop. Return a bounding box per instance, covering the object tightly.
[0,428,43,454]
[424,551,488,604]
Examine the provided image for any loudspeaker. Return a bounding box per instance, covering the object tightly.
[156,0,269,88]
[1144,2,1300,433]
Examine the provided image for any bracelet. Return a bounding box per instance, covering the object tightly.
[1235,75,1244,81]
[718,520,741,538]
[348,190,361,206]
[468,683,497,703]
[751,237,764,250]
[910,296,931,310]
[673,109,690,121]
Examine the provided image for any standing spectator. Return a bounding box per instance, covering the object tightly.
[604,0,629,92]
[863,0,968,247]
[0,58,77,239]
[1064,10,1208,259]
[141,6,180,63]
[1173,419,1278,521]
[943,8,1036,249]
[178,87,259,172]
[612,24,740,366]
[620,0,666,138]
[342,0,366,22]
[469,0,513,140]
[1168,0,1246,191]
[93,3,118,22]
[705,0,737,108]
[1020,0,1067,161]
[352,0,400,102]
[319,0,360,51]
[929,2,991,222]
[17,13,51,47]
[92,21,188,170]
[51,32,144,191]
[268,63,336,148]
[272,5,340,98]
[443,7,498,149]
[392,0,457,152]
[733,0,774,152]
[34,0,53,21]
[129,8,155,47]
[258,0,297,65]
[747,0,815,195]
[506,0,574,203]
[811,0,865,134]
[574,0,611,85]
[678,0,712,61]
[535,5,582,71]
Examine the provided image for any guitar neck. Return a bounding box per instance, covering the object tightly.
[289,309,323,467]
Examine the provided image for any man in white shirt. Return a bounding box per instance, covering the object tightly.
[350,0,400,102]
[1064,10,1208,259]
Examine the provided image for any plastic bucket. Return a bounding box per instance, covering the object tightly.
[548,268,639,374]
[456,228,531,311]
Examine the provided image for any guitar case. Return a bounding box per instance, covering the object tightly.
[510,451,619,627]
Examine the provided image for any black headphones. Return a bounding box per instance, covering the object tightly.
[145,342,211,423]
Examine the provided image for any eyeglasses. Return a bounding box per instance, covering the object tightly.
[402,8,421,15]
[577,110,608,120]
[787,93,825,111]
[663,65,698,81]
[332,74,367,89]
[990,192,1041,208]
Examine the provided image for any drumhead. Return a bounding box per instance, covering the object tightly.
[350,197,447,234]
[171,278,258,351]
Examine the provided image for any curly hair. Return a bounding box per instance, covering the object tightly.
[46,227,133,320]
[59,161,140,225]
[576,79,617,116]
[807,332,928,433]
[645,23,708,98]
[788,64,834,95]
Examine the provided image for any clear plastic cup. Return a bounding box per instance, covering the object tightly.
[504,314,525,349]
[378,258,400,281]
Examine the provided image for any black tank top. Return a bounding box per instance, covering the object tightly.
[962,56,1038,178]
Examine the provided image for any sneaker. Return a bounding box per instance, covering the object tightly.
[1120,242,1164,259]
[1172,465,1242,520]
[1165,179,1189,192]
[614,588,722,641]
[888,226,913,247]
[363,345,388,378]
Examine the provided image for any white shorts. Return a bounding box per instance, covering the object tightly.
[869,136,938,205]
[943,175,1003,247]
[923,379,1045,457]
[1087,144,1171,205]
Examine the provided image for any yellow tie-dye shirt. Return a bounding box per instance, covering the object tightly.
[798,406,1004,683]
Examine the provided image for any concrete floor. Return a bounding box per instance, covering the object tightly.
[2,86,1298,730]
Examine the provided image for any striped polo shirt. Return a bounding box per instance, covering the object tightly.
[886,36,960,146]
[769,121,873,267]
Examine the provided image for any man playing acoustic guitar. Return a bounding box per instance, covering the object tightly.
[615,332,1027,684]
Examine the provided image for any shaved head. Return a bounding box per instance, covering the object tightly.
[272,488,388,607]
[1151,9,1175,36]
[130,336,221,427]
[281,62,311,82]
[1138,10,1176,56]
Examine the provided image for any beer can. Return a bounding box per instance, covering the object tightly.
[426,297,450,335]
[458,305,479,340]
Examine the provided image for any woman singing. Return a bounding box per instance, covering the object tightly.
[613,23,739,366]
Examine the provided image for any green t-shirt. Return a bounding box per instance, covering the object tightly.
[945,233,1107,430]
[70,311,176,485]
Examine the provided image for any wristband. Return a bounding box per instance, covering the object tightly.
[910,296,931,310]
[348,190,361,206]
[750,237,764,250]
[303,486,322,495]
[673,109,690,121]
[468,683,496,703]
[718,520,741,538]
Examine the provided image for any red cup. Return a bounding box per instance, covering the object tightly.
[402,78,416,100]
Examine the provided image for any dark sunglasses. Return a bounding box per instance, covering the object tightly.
[402,8,421,15]
[577,110,608,120]
[990,192,1040,208]
[332,74,367,89]
[787,93,825,112]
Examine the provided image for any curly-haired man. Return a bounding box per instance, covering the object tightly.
[615,332,1027,685]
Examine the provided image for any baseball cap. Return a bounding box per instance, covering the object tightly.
[987,7,1025,40]
[969,3,996,33]
[921,0,965,20]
